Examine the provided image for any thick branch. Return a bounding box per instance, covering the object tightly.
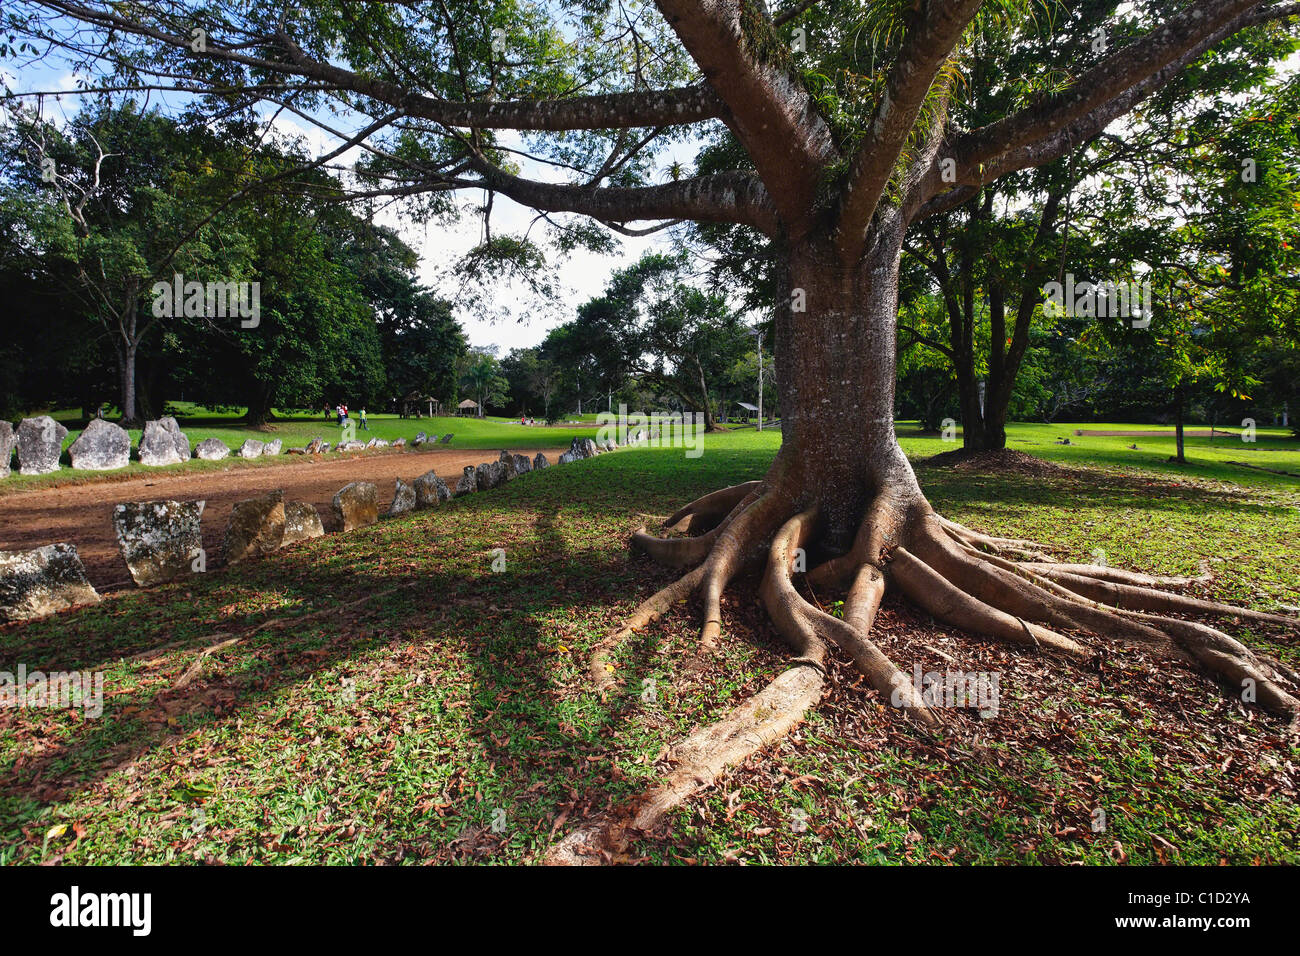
[471,158,778,233]
[834,0,982,259]
[654,0,837,230]
[36,1,725,130]
[911,0,1297,219]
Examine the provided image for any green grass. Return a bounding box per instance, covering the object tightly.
[897,420,1300,492]
[0,427,1296,864]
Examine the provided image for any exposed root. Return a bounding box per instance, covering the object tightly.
[759,507,939,726]
[1018,561,1212,589]
[695,489,788,653]
[631,526,720,568]
[589,566,705,695]
[843,562,885,635]
[937,515,1062,560]
[551,477,1300,864]
[1031,569,1300,629]
[805,490,918,589]
[889,546,1089,659]
[664,481,762,534]
[544,663,825,865]
[757,506,828,667]
[920,531,1185,652]
[1126,612,1300,716]
[922,525,1299,718]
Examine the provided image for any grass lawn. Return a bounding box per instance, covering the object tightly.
[1,426,1297,864]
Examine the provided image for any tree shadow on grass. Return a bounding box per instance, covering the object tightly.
[0,490,690,862]
[916,457,1297,520]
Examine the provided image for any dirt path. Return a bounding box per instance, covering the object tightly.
[0,446,564,590]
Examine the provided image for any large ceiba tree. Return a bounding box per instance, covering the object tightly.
[9,0,1300,861]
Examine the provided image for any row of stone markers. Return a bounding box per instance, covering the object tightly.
[285,432,453,456]
[0,415,449,478]
[0,433,636,623]
[0,415,229,476]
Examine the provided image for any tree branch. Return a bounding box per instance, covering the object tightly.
[653,0,837,231]
[911,0,1299,220]
[834,0,983,260]
[34,1,725,130]
[469,156,779,234]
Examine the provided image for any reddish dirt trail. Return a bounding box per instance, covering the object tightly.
[0,446,564,590]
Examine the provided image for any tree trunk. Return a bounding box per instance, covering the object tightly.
[690,356,718,432]
[242,398,275,427]
[1173,382,1187,463]
[117,339,138,425]
[770,229,925,551]
[956,368,988,451]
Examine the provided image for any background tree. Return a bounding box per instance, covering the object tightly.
[3,100,259,422]
[559,252,749,430]
[459,348,509,416]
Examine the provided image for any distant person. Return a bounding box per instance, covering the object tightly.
[360,409,368,431]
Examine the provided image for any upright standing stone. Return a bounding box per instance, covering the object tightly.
[282,501,325,546]
[455,466,477,496]
[512,454,532,475]
[236,439,265,459]
[68,419,131,471]
[0,420,17,478]
[332,481,380,531]
[533,452,549,470]
[112,499,206,587]
[414,470,452,507]
[561,436,594,463]
[139,418,189,466]
[194,437,230,460]
[225,490,287,563]
[66,421,130,476]
[161,417,191,460]
[475,461,498,491]
[262,438,283,456]
[16,416,68,475]
[0,544,100,622]
[388,478,416,516]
